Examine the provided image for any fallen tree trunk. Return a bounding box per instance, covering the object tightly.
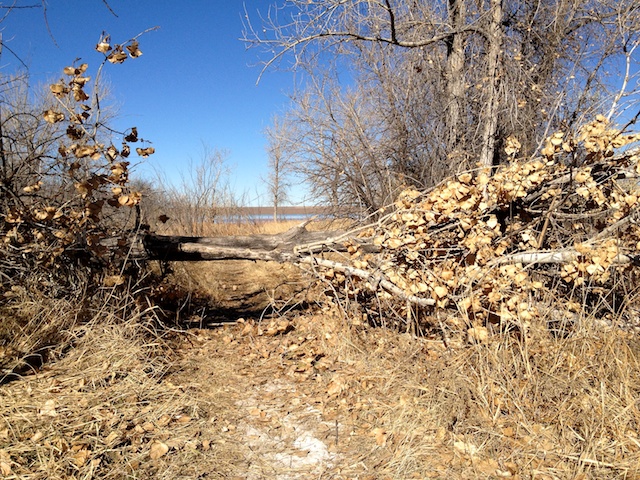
[125,223,377,263]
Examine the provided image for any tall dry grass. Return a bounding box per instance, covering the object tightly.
[0,284,245,479]
[299,300,640,479]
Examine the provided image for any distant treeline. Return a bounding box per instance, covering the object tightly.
[238,206,330,217]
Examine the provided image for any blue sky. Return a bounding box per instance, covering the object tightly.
[1,1,301,205]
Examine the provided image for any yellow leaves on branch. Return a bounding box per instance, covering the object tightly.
[562,240,620,285]
[504,135,521,156]
[97,32,143,63]
[136,147,155,158]
[43,109,65,124]
[323,115,640,329]
[63,63,88,76]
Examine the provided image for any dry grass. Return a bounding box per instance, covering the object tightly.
[3,220,640,478]
[155,218,323,237]
[255,304,640,479]
[0,290,246,479]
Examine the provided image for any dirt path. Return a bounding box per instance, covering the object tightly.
[167,317,395,479]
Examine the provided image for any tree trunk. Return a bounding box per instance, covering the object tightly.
[478,0,504,168]
[445,0,466,159]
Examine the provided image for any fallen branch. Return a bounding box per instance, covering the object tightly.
[297,256,435,307]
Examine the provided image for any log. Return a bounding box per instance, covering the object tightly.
[127,223,377,263]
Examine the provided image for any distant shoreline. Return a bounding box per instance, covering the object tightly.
[233,206,330,216]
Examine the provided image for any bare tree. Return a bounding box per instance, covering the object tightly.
[264,115,292,221]
[154,145,233,236]
[244,0,640,213]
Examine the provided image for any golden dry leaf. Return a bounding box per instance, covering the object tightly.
[540,143,555,157]
[149,441,169,460]
[23,181,42,193]
[33,208,55,221]
[453,440,478,456]
[371,427,387,447]
[467,327,489,343]
[96,35,111,53]
[103,275,125,287]
[0,451,10,476]
[440,270,454,281]
[43,109,65,124]
[72,85,89,102]
[126,40,143,57]
[504,135,521,156]
[574,243,591,254]
[585,263,601,275]
[432,285,448,299]
[72,449,90,467]
[574,169,591,183]
[136,147,155,157]
[105,145,119,161]
[110,162,129,176]
[475,458,500,475]
[327,375,345,396]
[458,172,473,184]
[74,145,97,158]
[39,399,57,417]
[107,48,128,64]
[75,182,91,196]
[386,237,403,249]
[5,209,23,223]
[49,82,69,97]
[72,76,90,87]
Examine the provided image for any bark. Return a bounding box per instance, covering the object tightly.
[478,0,504,168]
[445,0,466,156]
[120,223,377,263]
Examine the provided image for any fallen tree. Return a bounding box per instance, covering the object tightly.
[124,116,640,333]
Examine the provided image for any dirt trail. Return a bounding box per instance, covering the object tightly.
[168,319,388,479]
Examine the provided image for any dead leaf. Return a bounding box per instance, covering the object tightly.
[126,40,143,58]
[43,109,65,124]
[72,449,90,467]
[453,440,478,456]
[124,127,138,143]
[96,33,111,53]
[149,441,169,460]
[103,275,125,287]
[327,375,345,396]
[136,147,155,157]
[371,427,387,447]
[49,82,69,97]
[107,47,128,64]
[467,326,490,343]
[39,399,57,417]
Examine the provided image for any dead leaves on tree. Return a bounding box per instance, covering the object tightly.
[315,116,640,332]
[3,34,156,276]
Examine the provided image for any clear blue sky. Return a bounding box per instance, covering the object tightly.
[1,1,301,205]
